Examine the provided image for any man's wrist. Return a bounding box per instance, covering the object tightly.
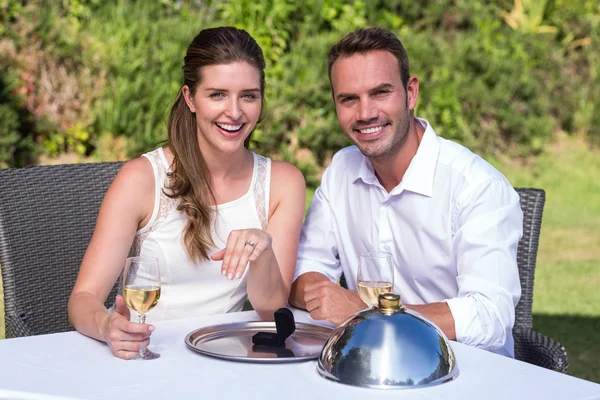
[348,289,367,312]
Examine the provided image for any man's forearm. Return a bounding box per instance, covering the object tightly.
[405,302,456,340]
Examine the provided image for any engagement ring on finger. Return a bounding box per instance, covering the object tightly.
[245,240,256,249]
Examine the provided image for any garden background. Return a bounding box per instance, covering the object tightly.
[1,0,599,383]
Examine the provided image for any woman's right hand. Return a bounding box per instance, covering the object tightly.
[211,228,274,280]
[102,295,155,360]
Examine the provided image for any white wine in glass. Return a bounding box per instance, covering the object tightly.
[122,256,161,360]
[123,285,161,314]
[357,251,394,308]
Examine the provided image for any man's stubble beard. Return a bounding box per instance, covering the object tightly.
[371,115,410,160]
[353,109,411,160]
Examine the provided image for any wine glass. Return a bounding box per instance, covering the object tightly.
[357,251,395,309]
[122,256,161,360]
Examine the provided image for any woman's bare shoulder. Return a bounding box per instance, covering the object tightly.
[117,157,154,186]
[270,160,305,191]
[106,156,156,204]
[269,160,305,214]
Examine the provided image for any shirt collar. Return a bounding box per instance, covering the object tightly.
[398,118,440,197]
[353,117,440,197]
[355,153,378,186]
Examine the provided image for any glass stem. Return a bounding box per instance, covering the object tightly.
[138,314,147,356]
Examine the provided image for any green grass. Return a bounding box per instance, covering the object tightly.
[490,136,600,383]
[1,136,598,383]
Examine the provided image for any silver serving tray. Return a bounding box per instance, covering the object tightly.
[185,321,332,363]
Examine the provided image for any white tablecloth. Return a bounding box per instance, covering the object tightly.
[0,310,599,400]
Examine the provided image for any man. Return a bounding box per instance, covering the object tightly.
[288,27,523,357]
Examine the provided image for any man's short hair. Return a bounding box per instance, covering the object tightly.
[328,27,410,89]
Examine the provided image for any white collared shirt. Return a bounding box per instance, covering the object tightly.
[295,118,523,357]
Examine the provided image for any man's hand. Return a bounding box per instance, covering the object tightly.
[304,280,367,325]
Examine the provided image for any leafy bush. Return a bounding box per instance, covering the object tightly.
[0,0,598,183]
[0,73,29,167]
[0,0,107,165]
[83,1,203,156]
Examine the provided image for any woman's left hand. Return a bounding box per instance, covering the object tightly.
[211,228,273,280]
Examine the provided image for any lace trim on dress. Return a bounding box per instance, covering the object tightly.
[253,154,269,230]
[132,149,177,255]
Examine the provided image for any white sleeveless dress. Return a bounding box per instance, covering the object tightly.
[130,147,271,322]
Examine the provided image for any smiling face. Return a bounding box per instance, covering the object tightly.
[330,50,418,159]
[182,61,262,155]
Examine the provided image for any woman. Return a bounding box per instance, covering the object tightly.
[68,27,305,360]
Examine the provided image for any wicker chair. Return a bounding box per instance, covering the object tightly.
[0,162,123,338]
[513,188,568,372]
[339,187,568,372]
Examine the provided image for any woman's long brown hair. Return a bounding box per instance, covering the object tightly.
[166,27,266,262]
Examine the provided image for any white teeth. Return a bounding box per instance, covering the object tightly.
[216,123,243,131]
[359,126,383,134]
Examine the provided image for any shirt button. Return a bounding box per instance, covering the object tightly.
[384,245,391,252]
